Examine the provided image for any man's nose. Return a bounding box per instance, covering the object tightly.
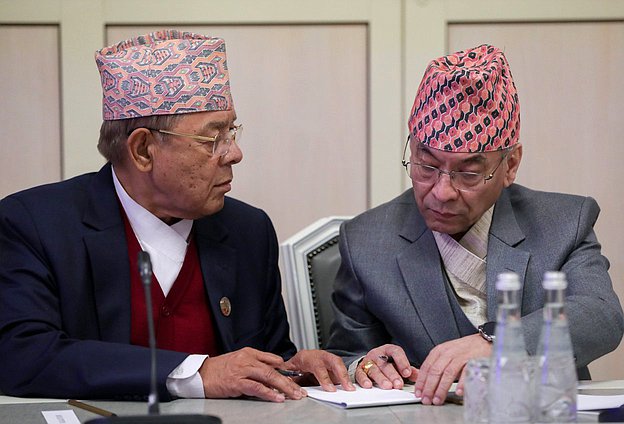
[431,171,459,202]
[222,140,243,164]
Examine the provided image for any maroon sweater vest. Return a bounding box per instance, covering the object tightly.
[122,214,220,356]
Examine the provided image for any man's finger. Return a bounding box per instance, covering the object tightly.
[355,367,373,388]
[363,361,393,389]
[414,349,439,396]
[382,347,413,378]
[239,379,287,403]
[330,361,355,390]
[431,363,458,405]
[419,355,452,405]
[455,364,467,396]
[249,366,306,400]
[312,367,336,392]
[378,361,406,389]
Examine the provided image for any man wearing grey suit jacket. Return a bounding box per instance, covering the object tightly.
[326,44,624,406]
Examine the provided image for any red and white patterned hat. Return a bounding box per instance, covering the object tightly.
[95,30,233,121]
[408,44,520,152]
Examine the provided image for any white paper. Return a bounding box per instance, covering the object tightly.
[0,395,65,405]
[41,410,81,424]
[578,394,624,411]
[306,384,421,409]
[579,380,624,390]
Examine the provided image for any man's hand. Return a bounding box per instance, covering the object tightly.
[285,350,355,392]
[354,344,417,390]
[199,347,307,402]
[414,334,491,405]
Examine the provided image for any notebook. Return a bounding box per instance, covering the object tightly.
[306,384,421,409]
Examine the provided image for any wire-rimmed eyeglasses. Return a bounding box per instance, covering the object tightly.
[146,124,242,157]
[401,136,511,192]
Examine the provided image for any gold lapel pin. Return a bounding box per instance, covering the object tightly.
[219,296,232,317]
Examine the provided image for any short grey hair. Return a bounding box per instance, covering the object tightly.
[97,114,183,164]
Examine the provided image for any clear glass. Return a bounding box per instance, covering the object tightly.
[533,274,577,423]
[464,357,490,423]
[400,136,510,192]
[488,275,532,424]
[150,124,242,157]
[405,163,487,191]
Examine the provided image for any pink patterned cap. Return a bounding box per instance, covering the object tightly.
[408,44,520,152]
[95,30,233,120]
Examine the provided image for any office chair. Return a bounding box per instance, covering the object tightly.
[279,216,351,350]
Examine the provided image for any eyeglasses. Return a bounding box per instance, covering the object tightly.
[147,124,242,157]
[401,137,511,192]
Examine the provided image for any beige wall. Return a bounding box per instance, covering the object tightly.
[1,0,624,379]
[0,25,61,195]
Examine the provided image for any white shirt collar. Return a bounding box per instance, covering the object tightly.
[111,166,193,296]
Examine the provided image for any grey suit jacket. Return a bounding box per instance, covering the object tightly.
[326,185,624,378]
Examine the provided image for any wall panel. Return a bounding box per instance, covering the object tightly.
[0,25,61,198]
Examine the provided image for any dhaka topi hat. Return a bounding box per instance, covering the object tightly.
[408,44,520,152]
[95,30,232,120]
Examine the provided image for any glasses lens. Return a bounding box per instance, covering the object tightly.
[213,125,242,157]
[234,125,242,142]
[410,164,438,183]
[452,172,483,191]
[406,164,484,192]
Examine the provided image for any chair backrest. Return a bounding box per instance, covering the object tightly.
[279,216,351,350]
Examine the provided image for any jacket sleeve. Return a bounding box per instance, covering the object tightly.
[325,221,391,367]
[520,196,624,368]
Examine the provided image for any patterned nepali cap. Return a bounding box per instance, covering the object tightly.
[95,30,232,120]
[408,44,520,152]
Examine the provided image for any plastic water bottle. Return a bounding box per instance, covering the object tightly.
[488,272,531,423]
[533,271,577,422]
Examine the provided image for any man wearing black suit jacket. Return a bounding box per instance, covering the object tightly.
[0,30,352,401]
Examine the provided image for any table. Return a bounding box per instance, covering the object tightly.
[1,381,621,424]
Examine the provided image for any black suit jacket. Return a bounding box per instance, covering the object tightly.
[0,164,296,399]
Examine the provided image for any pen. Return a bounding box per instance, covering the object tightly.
[379,355,418,368]
[276,369,304,377]
[68,399,117,417]
[379,355,394,364]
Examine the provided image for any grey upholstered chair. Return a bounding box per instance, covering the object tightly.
[279,216,351,350]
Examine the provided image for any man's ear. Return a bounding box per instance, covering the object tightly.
[503,143,522,187]
[126,128,155,172]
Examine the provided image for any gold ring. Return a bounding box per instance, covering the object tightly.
[361,360,375,376]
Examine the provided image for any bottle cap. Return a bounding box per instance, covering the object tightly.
[543,271,568,290]
[495,271,521,291]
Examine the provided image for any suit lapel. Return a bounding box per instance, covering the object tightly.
[82,166,240,350]
[194,217,237,352]
[396,205,462,346]
[82,164,132,343]
[485,189,530,320]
